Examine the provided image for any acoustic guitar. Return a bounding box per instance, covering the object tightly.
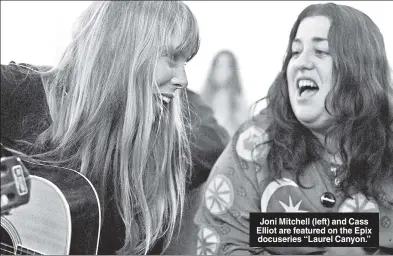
[1,148,101,255]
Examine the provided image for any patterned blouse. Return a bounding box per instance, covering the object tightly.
[194,112,393,255]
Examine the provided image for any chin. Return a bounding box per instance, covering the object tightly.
[294,110,317,123]
[294,110,319,124]
[299,117,331,134]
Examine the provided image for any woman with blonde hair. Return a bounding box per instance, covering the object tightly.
[1,1,201,254]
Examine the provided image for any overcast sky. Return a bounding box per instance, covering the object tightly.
[1,1,392,105]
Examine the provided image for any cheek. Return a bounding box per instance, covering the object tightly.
[155,62,173,87]
[321,60,333,86]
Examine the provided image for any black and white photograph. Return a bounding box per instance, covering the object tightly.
[1,1,392,255]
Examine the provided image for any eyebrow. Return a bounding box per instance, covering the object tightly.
[293,37,328,44]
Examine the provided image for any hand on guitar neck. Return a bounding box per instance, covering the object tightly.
[1,173,10,210]
[1,195,8,208]
[1,156,31,216]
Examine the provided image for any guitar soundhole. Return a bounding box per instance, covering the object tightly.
[0,226,15,255]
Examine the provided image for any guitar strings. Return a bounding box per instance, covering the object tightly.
[0,242,41,255]
[17,245,40,255]
[0,246,14,254]
[0,242,14,249]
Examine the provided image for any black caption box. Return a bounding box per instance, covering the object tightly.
[249,212,379,247]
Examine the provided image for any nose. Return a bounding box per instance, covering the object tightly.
[171,66,188,89]
[295,51,314,70]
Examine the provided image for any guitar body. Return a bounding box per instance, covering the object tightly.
[1,175,72,254]
[1,155,101,255]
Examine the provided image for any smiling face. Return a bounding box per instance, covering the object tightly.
[155,29,189,104]
[287,16,333,132]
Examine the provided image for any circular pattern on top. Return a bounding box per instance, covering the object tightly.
[197,226,220,255]
[236,125,267,162]
[338,193,379,212]
[205,175,234,215]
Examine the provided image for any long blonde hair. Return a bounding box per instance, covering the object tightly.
[21,1,199,254]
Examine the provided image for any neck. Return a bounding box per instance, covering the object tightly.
[311,130,343,165]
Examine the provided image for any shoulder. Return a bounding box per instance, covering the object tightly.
[1,62,50,143]
[1,62,47,105]
[232,110,271,163]
[1,61,41,79]
[1,62,44,93]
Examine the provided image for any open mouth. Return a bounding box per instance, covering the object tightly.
[160,94,174,104]
[297,79,319,97]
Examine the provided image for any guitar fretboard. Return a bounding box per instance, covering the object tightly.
[0,242,42,255]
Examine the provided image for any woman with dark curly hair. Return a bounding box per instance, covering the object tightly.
[194,2,393,255]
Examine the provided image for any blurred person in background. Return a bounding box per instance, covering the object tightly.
[201,50,249,136]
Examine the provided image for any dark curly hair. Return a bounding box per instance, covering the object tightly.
[255,3,393,208]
